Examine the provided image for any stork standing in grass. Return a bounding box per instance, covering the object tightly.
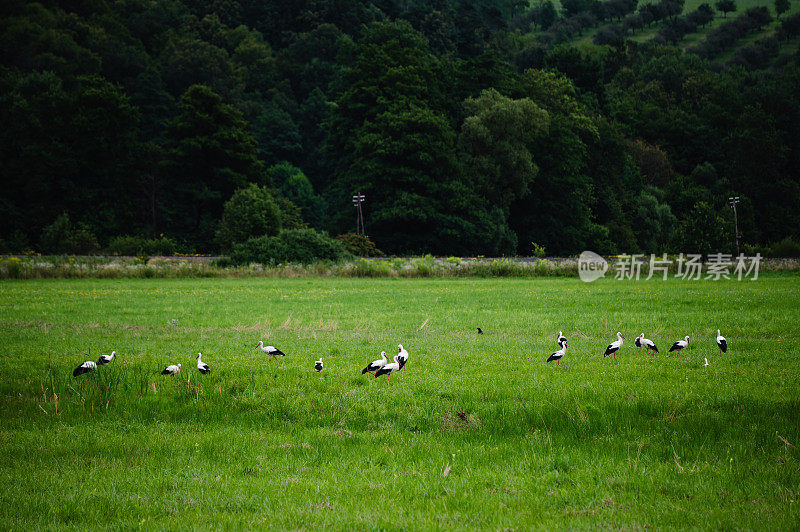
[73,360,97,377]
[375,354,401,382]
[362,351,387,375]
[716,330,727,354]
[196,353,210,374]
[604,332,624,358]
[161,363,181,375]
[636,334,658,355]
[669,336,690,358]
[257,341,286,361]
[641,334,658,355]
[314,358,323,372]
[97,351,116,366]
[397,344,409,370]
[547,342,567,366]
[557,331,567,348]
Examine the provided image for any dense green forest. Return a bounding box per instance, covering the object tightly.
[1,0,799,257]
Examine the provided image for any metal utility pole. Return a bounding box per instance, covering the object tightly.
[352,193,365,236]
[728,196,740,255]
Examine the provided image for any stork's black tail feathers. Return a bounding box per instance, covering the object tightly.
[546,353,560,363]
[73,366,90,377]
[719,340,727,353]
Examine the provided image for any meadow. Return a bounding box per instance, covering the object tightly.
[1,275,799,529]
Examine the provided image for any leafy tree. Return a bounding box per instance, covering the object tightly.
[715,0,736,18]
[268,162,327,229]
[635,187,678,253]
[162,84,262,248]
[677,201,730,256]
[459,89,549,212]
[40,213,100,255]
[215,184,283,251]
[775,0,790,20]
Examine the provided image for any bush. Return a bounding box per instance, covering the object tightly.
[769,237,800,258]
[40,213,99,254]
[216,184,284,251]
[107,235,178,256]
[337,234,383,257]
[230,229,350,265]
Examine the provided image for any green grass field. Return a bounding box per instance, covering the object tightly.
[1,276,799,528]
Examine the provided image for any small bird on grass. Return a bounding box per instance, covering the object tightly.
[73,360,97,377]
[257,341,286,361]
[669,336,690,358]
[196,353,210,374]
[97,351,116,366]
[362,351,387,375]
[477,327,483,334]
[397,344,409,370]
[375,354,401,383]
[161,363,181,375]
[716,329,727,354]
[704,357,710,367]
[637,334,659,355]
[314,358,323,372]
[547,342,567,366]
[604,332,624,358]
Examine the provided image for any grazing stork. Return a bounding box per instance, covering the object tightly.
[704,357,710,367]
[257,341,286,361]
[716,330,727,354]
[641,335,658,354]
[314,358,323,372]
[73,360,97,377]
[375,354,401,382]
[668,336,690,358]
[547,343,567,365]
[161,363,181,375]
[477,327,484,334]
[397,344,409,370]
[97,351,116,366]
[557,331,567,348]
[604,332,624,358]
[196,353,210,374]
[362,351,387,375]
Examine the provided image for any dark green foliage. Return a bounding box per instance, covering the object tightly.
[215,184,284,251]
[775,0,790,20]
[40,213,99,255]
[230,229,349,264]
[337,234,383,257]
[107,235,178,256]
[0,0,798,257]
[715,0,736,17]
[769,236,800,257]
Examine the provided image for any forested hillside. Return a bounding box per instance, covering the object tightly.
[2,0,799,256]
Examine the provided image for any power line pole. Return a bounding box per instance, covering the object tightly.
[352,193,365,236]
[728,196,740,256]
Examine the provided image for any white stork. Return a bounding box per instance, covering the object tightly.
[314,358,323,372]
[257,341,286,361]
[97,351,116,366]
[669,336,690,358]
[362,351,387,374]
[73,360,97,377]
[637,333,658,354]
[375,354,401,382]
[557,331,567,348]
[604,332,624,358]
[196,353,210,374]
[397,344,409,370]
[716,330,727,354]
[161,363,181,375]
[704,357,710,367]
[634,334,642,352]
[547,342,567,365]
